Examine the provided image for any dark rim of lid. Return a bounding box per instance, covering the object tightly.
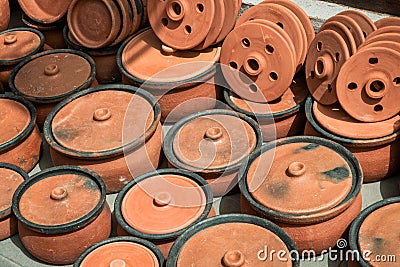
[114,168,214,241]
[73,236,165,267]
[22,13,67,30]
[349,197,400,267]
[305,97,400,146]
[12,165,106,235]
[0,94,37,152]
[9,49,96,103]
[164,109,263,173]
[239,136,362,220]
[0,27,45,66]
[43,84,161,159]
[166,213,300,267]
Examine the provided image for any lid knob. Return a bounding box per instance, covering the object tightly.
[222,250,245,267]
[166,0,185,21]
[4,34,17,45]
[314,54,333,79]
[365,78,387,99]
[44,64,60,76]
[50,187,68,200]
[109,259,126,267]
[93,108,112,121]
[243,53,265,76]
[205,127,223,141]
[287,162,306,177]
[153,192,172,207]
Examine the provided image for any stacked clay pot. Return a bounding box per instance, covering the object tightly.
[0,0,10,31]
[147,0,242,50]
[239,136,363,253]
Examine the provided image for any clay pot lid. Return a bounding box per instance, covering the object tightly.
[375,17,400,28]
[11,49,95,101]
[120,28,220,84]
[0,28,44,65]
[17,0,72,24]
[319,21,357,55]
[246,138,353,215]
[214,0,240,44]
[338,10,377,38]
[325,15,365,48]
[363,26,400,44]
[360,33,400,51]
[313,101,400,139]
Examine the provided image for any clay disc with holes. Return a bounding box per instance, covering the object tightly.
[336,47,400,122]
[359,41,400,54]
[364,26,400,43]
[319,21,357,55]
[338,10,377,38]
[325,14,365,48]
[147,0,215,50]
[214,0,241,44]
[375,17,400,29]
[359,33,400,50]
[306,30,350,105]
[220,21,296,102]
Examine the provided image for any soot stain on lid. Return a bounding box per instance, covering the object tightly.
[266,181,289,199]
[373,237,385,253]
[294,143,320,153]
[53,126,79,142]
[321,166,350,183]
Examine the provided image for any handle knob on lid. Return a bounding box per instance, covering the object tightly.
[50,187,68,200]
[93,108,112,121]
[4,34,17,45]
[222,250,245,267]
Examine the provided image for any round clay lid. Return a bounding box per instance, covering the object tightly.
[313,101,400,139]
[0,28,43,65]
[12,50,94,100]
[246,140,353,215]
[358,202,400,267]
[121,29,220,84]
[17,0,72,24]
[121,174,207,235]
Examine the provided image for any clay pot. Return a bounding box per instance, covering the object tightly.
[304,97,400,182]
[10,49,97,129]
[17,0,72,24]
[0,0,10,31]
[167,214,299,267]
[0,28,44,90]
[64,26,122,84]
[12,166,111,265]
[163,109,263,197]
[118,28,222,122]
[239,136,363,254]
[74,237,165,267]
[0,163,29,240]
[224,75,309,142]
[115,169,215,258]
[43,84,163,193]
[22,14,67,49]
[349,197,400,267]
[0,95,42,172]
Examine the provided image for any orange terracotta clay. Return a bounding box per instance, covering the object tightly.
[18,0,72,24]
[0,0,10,31]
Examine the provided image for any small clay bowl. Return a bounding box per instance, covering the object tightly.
[10,49,97,129]
[64,26,122,84]
[0,95,42,172]
[0,163,29,240]
[167,214,299,267]
[304,97,400,182]
[239,136,363,253]
[114,168,215,258]
[43,84,163,193]
[74,237,165,267]
[117,28,222,122]
[0,28,44,90]
[0,0,10,31]
[164,109,263,197]
[12,165,111,265]
[348,197,400,267]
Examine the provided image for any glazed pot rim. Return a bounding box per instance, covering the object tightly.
[116,27,218,91]
[166,213,300,267]
[22,13,67,30]
[43,84,161,159]
[348,197,400,267]
[163,109,263,173]
[73,236,165,267]
[0,27,45,66]
[238,136,363,224]
[114,168,214,240]
[0,162,29,219]
[305,97,400,146]
[0,94,37,152]
[9,48,97,104]
[12,165,106,235]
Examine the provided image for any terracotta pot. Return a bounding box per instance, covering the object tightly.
[17,0,72,24]
[115,168,215,258]
[0,28,44,90]
[0,0,10,31]
[118,28,222,122]
[12,166,111,265]
[10,49,97,129]
[239,136,363,254]
[0,95,42,172]
[43,84,163,193]
[349,197,400,267]
[22,13,67,49]
[224,75,309,142]
[163,109,263,197]
[304,97,400,182]
[167,214,299,266]
[64,26,122,84]
[0,163,29,240]
[74,237,165,267]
